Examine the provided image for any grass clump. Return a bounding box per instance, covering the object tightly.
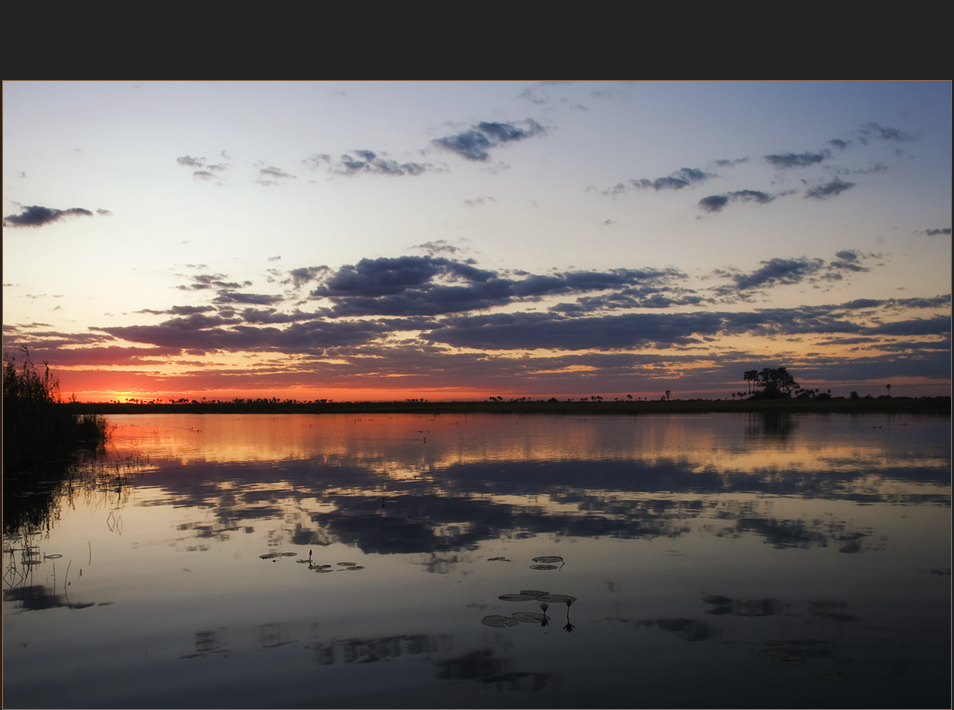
[3,348,108,474]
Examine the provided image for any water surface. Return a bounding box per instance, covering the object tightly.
[4,412,950,708]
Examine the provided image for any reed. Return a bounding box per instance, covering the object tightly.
[3,348,109,475]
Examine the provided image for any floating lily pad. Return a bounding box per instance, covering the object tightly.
[519,589,549,597]
[498,593,539,601]
[532,556,563,563]
[481,615,519,627]
[314,568,333,573]
[296,559,310,564]
[345,565,365,571]
[536,594,577,604]
[44,554,63,559]
[337,562,357,567]
[260,553,280,559]
[314,564,332,569]
[511,612,548,623]
[487,557,511,562]
[280,552,297,557]
[530,564,558,570]
[813,670,846,679]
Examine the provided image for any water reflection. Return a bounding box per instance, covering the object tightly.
[3,412,949,709]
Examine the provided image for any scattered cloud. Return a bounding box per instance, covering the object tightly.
[857,122,917,144]
[256,166,296,186]
[923,228,951,236]
[698,190,774,213]
[3,205,94,228]
[764,150,832,170]
[604,167,713,197]
[804,178,855,200]
[433,119,546,162]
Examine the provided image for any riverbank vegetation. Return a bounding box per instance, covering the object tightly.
[65,395,950,416]
[3,349,109,475]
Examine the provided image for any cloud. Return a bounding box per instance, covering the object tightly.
[3,205,94,228]
[286,266,329,289]
[804,178,855,200]
[463,196,495,207]
[304,151,436,177]
[763,150,831,169]
[698,195,730,213]
[731,258,826,291]
[827,139,852,151]
[96,208,112,216]
[698,190,774,213]
[177,156,205,167]
[308,256,685,317]
[433,119,545,161]
[857,122,917,144]
[924,228,951,236]
[257,166,296,186]
[604,167,713,196]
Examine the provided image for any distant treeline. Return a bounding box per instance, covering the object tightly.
[65,396,951,417]
[3,350,109,474]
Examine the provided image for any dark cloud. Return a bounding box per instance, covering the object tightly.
[924,228,951,236]
[732,258,825,290]
[698,190,774,213]
[177,274,250,291]
[698,195,730,213]
[3,205,94,228]
[804,178,855,200]
[286,266,329,289]
[857,122,917,144]
[213,291,284,306]
[828,139,852,151]
[309,257,684,317]
[605,167,713,197]
[433,119,545,161]
[712,157,749,168]
[177,156,205,167]
[763,150,831,169]
[96,208,112,216]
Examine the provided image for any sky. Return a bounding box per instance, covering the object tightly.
[2,80,951,402]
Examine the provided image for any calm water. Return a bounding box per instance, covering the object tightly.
[3,412,950,708]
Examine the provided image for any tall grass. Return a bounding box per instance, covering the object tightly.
[3,348,108,474]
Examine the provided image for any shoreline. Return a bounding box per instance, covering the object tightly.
[66,397,951,416]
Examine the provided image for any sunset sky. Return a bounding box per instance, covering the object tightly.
[3,81,951,402]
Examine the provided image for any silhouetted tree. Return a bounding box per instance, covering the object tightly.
[748,367,799,399]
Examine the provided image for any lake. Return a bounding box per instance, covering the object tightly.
[3,412,950,708]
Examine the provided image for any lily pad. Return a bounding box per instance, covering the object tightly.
[519,589,549,597]
[532,556,563,563]
[345,565,365,571]
[296,559,310,564]
[511,612,548,623]
[280,552,298,557]
[498,593,539,601]
[44,554,63,559]
[481,615,519,627]
[536,594,577,604]
[314,568,333,574]
[337,562,357,566]
[260,553,281,559]
[530,564,558,570]
[487,557,511,562]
